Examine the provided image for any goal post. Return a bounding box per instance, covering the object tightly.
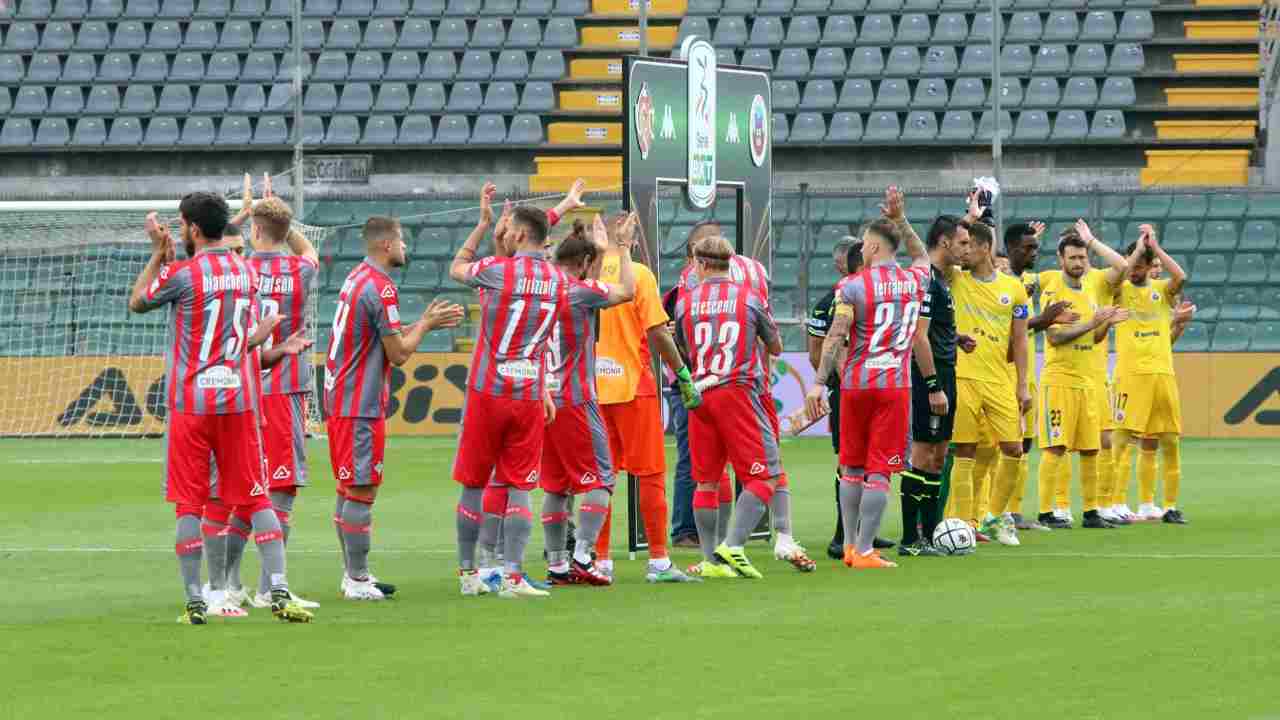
[0,200,331,438]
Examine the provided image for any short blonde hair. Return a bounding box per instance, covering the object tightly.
[251,197,294,244]
[693,234,733,272]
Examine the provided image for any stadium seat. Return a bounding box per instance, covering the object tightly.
[14,86,48,115]
[147,20,182,49]
[33,116,70,149]
[865,111,900,140]
[76,21,110,50]
[1014,110,1050,140]
[230,84,265,112]
[790,112,827,142]
[422,51,458,80]
[482,81,518,111]
[1218,287,1259,321]
[773,81,800,111]
[741,48,774,69]
[1006,12,1043,41]
[459,51,494,80]
[723,0,755,11]
[242,52,276,81]
[823,15,857,45]
[231,0,264,13]
[709,16,746,46]
[812,47,847,76]
[339,0,373,13]
[413,0,444,12]
[87,85,121,113]
[886,46,921,75]
[304,83,338,112]
[932,12,966,42]
[1131,193,1171,218]
[338,83,373,111]
[255,20,289,49]
[913,77,949,108]
[411,82,446,110]
[380,52,418,80]
[398,115,434,144]
[72,117,107,145]
[1109,43,1144,72]
[978,110,1013,139]
[1240,221,1278,251]
[471,18,506,48]
[169,52,205,81]
[325,115,360,144]
[1089,109,1125,138]
[105,116,144,145]
[374,82,411,111]
[875,78,910,108]
[215,115,251,144]
[1061,76,1099,107]
[1160,221,1200,251]
[1081,10,1117,39]
[447,81,482,111]
[1249,322,1280,351]
[481,0,515,13]
[304,0,336,13]
[183,20,219,50]
[1208,193,1248,218]
[837,78,874,109]
[220,20,253,48]
[775,48,811,78]
[314,52,349,81]
[967,11,992,40]
[923,46,958,74]
[300,116,324,143]
[123,85,156,113]
[826,111,863,141]
[470,114,507,144]
[543,18,577,47]
[939,109,975,139]
[15,0,49,15]
[1025,77,1060,108]
[954,77,989,107]
[123,0,157,13]
[361,114,397,144]
[1033,45,1069,74]
[52,0,84,14]
[196,0,228,14]
[358,19,397,48]
[508,114,544,143]
[896,13,930,43]
[859,14,894,43]
[47,87,82,115]
[88,0,121,14]
[139,116,178,145]
[1260,290,1280,320]
[0,118,35,147]
[677,17,712,44]
[266,83,294,110]
[0,56,24,84]
[207,52,241,80]
[1228,253,1267,284]
[1211,322,1252,351]
[772,113,789,143]
[1118,10,1153,39]
[158,0,191,13]
[1175,322,1210,351]
[3,23,38,51]
[717,48,737,65]
[506,19,542,49]
[686,0,718,11]
[1191,253,1227,283]
[445,0,480,12]
[27,55,62,83]
[1045,10,1080,40]
[750,16,785,46]
[529,50,565,80]
[959,46,992,74]
[42,21,77,50]
[350,52,385,80]
[194,84,228,112]
[436,115,470,144]
[902,110,938,140]
[1199,221,1238,251]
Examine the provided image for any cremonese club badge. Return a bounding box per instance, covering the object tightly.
[635,81,655,160]
[749,94,768,168]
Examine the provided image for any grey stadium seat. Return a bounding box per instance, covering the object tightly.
[860,14,894,43]
[314,52,349,81]
[159,0,192,14]
[760,0,793,11]
[207,52,241,80]
[100,53,134,81]
[55,0,88,15]
[0,119,35,147]
[789,112,826,142]
[977,110,1012,139]
[1001,44,1033,73]
[242,52,276,81]
[1063,76,1098,106]
[493,50,530,80]
[183,20,218,49]
[823,15,857,45]
[124,0,157,12]
[1081,10,1117,39]
[14,86,48,114]
[445,0,480,13]
[712,16,748,46]
[530,51,565,80]
[939,110,975,139]
[543,18,577,47]
[786,15,821,45]
[470,114,507,143]
[231,84,265,112]
[1089,109,1125,138]
[108,116,144,145]
[923,46,958,74]
[434,19,468,49]
[812,47,847,76]
[399,115,434,144]
[741,48,774,69]
[447,81,483,111]
[507,19,542,48]
[325,116,360,144]
[914,77,949,108]
[194,85,228,112]
[398,19,433,48]
[1025,77,1060,107]
[143,116,179,145]
[886,46,921,75]
[413,0,444,12]
[1072,43,1108,73]
[772,113,789,143]
[302,20,324,48]
[26,55,62,82]
[1033,45,1069,74]
[717,48,736,65]
[42,22,77,50]
[216,115,252,145]
[75,21,111,50]
[364,19,399,48]
[459,51,494,80]
[64,53,98,81]
[423,51,458,80]
[722,0,754,11]
[0,56,23,83]
[196,0,229,15]
[328,20,362,48]
[350,52,385,80]
[339,0,373,13]
[1013,109,1050,139]
[483,81,518,111]
[933,13,967,42]
[954,77,989,107]
[256,19,290,48]
[471,18,506,48]
[304,83,338,112]
[412,82,446,111]
[87,85,120,112]
[1043,11,1079,40]
[837,78,874,109]
[969,12,992,40]
[902,110,938,140]
[800,79,837,109]
[1100,76,1136,105]
[827,111,863,141]
[1118,10,1153,40]
[678,17,712,44]
[875,78,910,108]
[749,16,784,46]
[374,82,411,110]
[253,116,288,144]
[1110,43,1144,72]
[220,20,252,48]
[231,0,264,14]
[435,115,470,144]
[338,83,373,111]
[1006,12,1042,41]
[89,0,122,15]
[386,52,421,80]
[304,0,335,13]
[147,20,182,49]
[300,116,324,144]
[73,117,107,145]
[4,23,38,51]
[960,46,992,74]
[170,52,205,80]
[123,84,157,112]
[865,111,900,140]
[772,80,800,111]
[362,115,398,144]
[775,48,811,78]
[266,83,294,110]
[482,0,516,14]
[51,86,85,113]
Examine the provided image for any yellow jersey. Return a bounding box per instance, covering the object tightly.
[1113,278,1176,377]
[953,268,1030,385]
[595,252,667,404]
[1037,269,1111,389]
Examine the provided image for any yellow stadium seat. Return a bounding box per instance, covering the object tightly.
[1154,120,1256,141]
[1172,53,1258,72]
[1183,21,1258,40]
[591,0,686,14]
[579,25,678,50]
[546,122,622,145]
[569,57,623,81]
[558,89,622,113]
[1141,150,1250,186]
[1164,87,1258,107]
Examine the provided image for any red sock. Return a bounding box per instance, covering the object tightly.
[637,472,668,559]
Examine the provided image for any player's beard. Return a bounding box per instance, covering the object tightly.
[182,226,195,258]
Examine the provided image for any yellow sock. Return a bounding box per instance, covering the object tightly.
[1096,449,1114,510]
[1138,447,1158,506]
[1038,451,1064,515]
[988,453,1022,517]
[972,445,996,523]
[1053,451,1072,510]
[1160,434,1181,508]
[952,456,975,525]
[1001,452,1030,515]
[1112,431,1133,506]
[1080,452,1100,512]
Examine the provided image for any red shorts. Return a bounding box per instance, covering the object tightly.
[541,401,614,495]
[600,394,665,477]
[453,392,544,491]
[326,416,386,490]
[839,387,910,476]
[166,410,267,509]
[261,393,308,490]
[688,385,782,485]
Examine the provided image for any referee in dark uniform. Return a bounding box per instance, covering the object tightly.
[897,214,972,556]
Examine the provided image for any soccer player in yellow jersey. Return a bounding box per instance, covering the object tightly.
[1112,228,1189,524]
[1031,222,1131,529]
[947,221,1032,547]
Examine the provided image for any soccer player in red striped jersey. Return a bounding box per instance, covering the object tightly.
[128,193,313,624]
[673,235,787,579]
[540,215,637,587]
[449,184,569,599]
[805,217,932,570]
[325,216,465,600]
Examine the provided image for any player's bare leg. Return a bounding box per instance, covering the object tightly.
[770,477,816,571]
[714,478,779,579]
[175,505,207,625]
[338,485,384,601]
[456,486,490,596]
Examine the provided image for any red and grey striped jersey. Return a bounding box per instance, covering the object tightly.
[546,278,612,408]
[673,276,778,392]
[677,255,771,308]
[248,251,318,396]
[461,251,569,401]
[140,247,261,415]
[836,260,930,391]
[324,259,402,419]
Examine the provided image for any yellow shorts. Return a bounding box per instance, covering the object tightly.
[954,377,1022,445]
[1113,374,1182,436]
[1037,384,1101,452]
[1023,379,1037,441]
[1099,381,1116,432]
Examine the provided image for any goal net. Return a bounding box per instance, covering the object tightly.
[0,202,331,438]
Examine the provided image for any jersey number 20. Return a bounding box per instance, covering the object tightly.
[868,301,921,353]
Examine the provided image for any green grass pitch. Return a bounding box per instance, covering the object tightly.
[1,436,1276,719]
